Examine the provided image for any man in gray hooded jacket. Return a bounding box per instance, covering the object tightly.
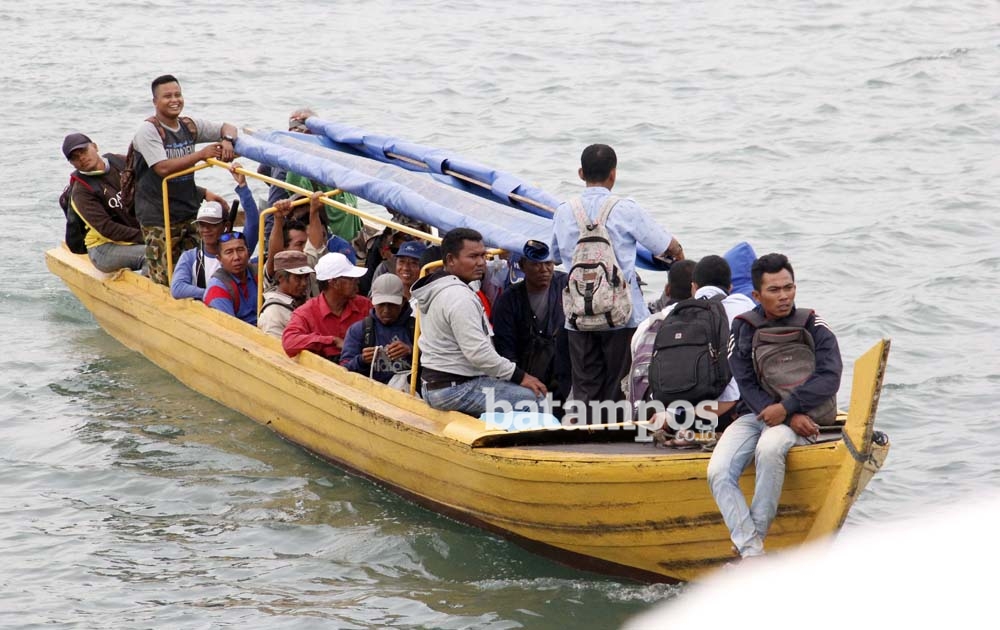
[411,228,547,416]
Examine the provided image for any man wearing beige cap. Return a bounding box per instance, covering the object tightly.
[258,250,314,339]
[282,252,371,363]
[341,274,415,385]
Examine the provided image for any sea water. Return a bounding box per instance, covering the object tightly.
[2,1,998,627]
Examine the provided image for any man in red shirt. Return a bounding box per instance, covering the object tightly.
[282,252,370,363]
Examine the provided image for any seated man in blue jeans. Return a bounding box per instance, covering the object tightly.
[411,228,547,416]
[707,253,842,559]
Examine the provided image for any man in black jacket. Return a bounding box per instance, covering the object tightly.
[62,133,145,272]
[492,241,571,410]
[706,253,842,559]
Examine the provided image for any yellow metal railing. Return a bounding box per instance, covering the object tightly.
[162,157,513,401]
[161,161,214,284]
[409,259,443,396]
[161,158,442,317]
[407,250,504,397]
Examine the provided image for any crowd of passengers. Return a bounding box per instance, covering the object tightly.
[62,73,845,562]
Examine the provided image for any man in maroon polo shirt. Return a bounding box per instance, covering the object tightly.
[282,252,370,363]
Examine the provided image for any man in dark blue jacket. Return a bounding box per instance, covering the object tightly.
[492,241,571,409]
[707,253,842,559]
[340,273,414,386]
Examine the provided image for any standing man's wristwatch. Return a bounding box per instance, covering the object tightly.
[221,134,236,144]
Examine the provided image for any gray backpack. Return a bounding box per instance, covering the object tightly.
[562,195,632,331]
[739,309,838,425]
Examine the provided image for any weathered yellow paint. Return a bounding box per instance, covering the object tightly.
[804,339,891,540]
[46,245,890,582]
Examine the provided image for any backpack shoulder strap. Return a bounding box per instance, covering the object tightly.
[736,309,768,328]
[105,153,127,172]
[196,247,207,288]
[180,116,198,138]
[595,195,621,226]
[261,297,294,314]
[568,196,590,231]
[145,116,197,142]
[145,116,167,142]
[785,308,813,328]
[68,172,96,193]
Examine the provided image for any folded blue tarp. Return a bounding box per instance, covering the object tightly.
[304,118,561,219]
[238,125,750,279]
[288,118,670,270]
[236,132,553,256]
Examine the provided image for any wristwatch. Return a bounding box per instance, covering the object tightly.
[221,134,236,144]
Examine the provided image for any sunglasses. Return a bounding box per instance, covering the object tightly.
[218,231,246,243]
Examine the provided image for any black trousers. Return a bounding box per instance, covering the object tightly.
[566,327,635,424]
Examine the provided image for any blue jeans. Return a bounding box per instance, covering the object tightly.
[421,376,540,416]
[706,413,810,557]
[88,242,147,273]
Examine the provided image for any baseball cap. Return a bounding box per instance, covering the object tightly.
[370,274,404,305]
[195,201,225,224]
[395,240,427,260]
[325,235,357,264]
[315,252,366,281]
[273,250,313,276]
[522,239,552,262]
[62,133,92,160]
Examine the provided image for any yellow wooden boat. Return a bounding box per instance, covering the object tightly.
[45,240,890,582]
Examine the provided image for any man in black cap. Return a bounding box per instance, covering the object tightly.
[491,240,572,409]
[61,133,146,272]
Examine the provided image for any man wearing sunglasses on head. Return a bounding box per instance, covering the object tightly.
[203,231,259,325]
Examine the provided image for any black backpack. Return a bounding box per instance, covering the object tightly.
[58,184,90,254]
[58,154,127,255]
[647,294,732,405]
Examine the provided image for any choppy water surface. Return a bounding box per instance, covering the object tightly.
[2,1,998,627]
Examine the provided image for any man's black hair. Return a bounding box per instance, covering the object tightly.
[317,279,330,293]
[441,228,483,262]
[418,244,442,270]
[151,74,180,95]
[666,259,696,301]
[751,253,795,291]
[580,144,617,183]
[283,219,307,246]
[693,255,732,292]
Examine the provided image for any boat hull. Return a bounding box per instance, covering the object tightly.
[46,245,889,582]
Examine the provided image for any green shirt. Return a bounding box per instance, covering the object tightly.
[285,172,363,242]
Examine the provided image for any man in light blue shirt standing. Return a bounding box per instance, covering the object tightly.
[551,144,684,423]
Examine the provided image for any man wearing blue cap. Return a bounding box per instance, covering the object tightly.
[492,241,572,408]
[391,240,427,301]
